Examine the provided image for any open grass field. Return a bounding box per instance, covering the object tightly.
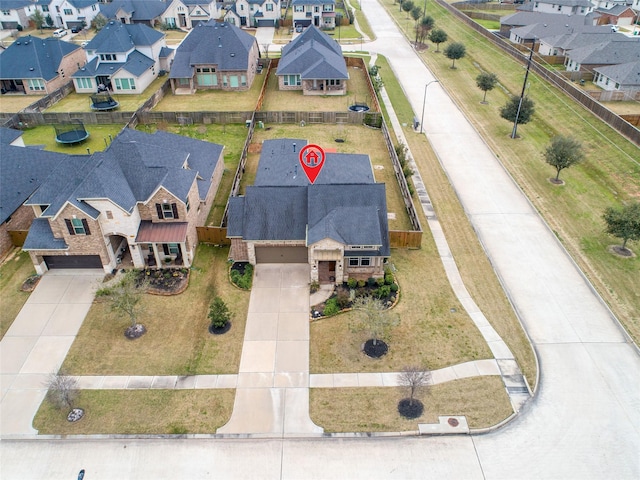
[381,0,640,344]
[61,245,249,375]
[18,124,125,154]
[153,72,266,112]
[260,64,376,112]
[136,122,249,226]
[0,250,35,340]
[247,123,413,231]
[381,55,537,386]
[45,76,169,113]
[34,389,234,434]
[310,376,512,431]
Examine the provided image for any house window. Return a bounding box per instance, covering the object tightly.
[27,79,45,91]
[223,75,228,87]
[1,10,9,15]
[186,198,190,212]
[65,218,91,236]
[314,6,319,12]
[115,78,136,90]
[328,79,341,86]
[241,75,247,87]
[266,3,273,11]
[162,203,174,219]
[348,257,359,267]
[92,4,96,10]
[348,257,372,267]
[43,6,49,12]
[168,243,180,255]
[283,74,301,86]
[76,77,92,89]
[63,8,72,15]
[99,54,116,61]
[294,5,304,12]
[229,75,239,88]
[106,211,113,219]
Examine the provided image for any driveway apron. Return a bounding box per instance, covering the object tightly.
[1,269,104,436]
[217,264,323,435]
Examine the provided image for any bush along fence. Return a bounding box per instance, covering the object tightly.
[436,0,640,146]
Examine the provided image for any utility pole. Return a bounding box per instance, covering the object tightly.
[511,38,535,139]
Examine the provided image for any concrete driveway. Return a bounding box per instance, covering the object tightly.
[1,269,104,436]
[218,264,322,435]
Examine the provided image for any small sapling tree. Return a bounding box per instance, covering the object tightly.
[603,202,640,254]
[543,136,584,183]
[476,72,498,104]
[444,42,466,68]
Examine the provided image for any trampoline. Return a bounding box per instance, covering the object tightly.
[90,91,119,111]
[348,103,370,112]
[54,120,90,145]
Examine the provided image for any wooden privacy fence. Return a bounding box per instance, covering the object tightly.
[8,230,28,247]
[196,226,230,245]
[389,230,422,249]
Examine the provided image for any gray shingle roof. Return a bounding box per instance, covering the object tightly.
[568,39,640,65]
[0,143,63,224]
[120,49,155,76]
[227,196,245,237]
[84,20,163,53]
[277,25,348,80]
[510,22,609,41]
[22,218,68,251]
[99,0,170,22]
[596,4,635,15]
[292,0,334,5]
[535,0,593,5]
[0,36,80,81]
[67,0,99,8]
[254,138,374,186]
[169,20,257,79]
[541,31,630,51]
[0,127,23,145]
[501,11,596,28]
[594,60,640,86]
[0,0,32,10]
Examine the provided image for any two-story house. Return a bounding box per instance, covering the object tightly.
[98,0,171,27]
[168,20,259,93]
[224,0,280,27]
[72,20,169,94]
[0,35,85,94]
[21,128,225,273]
[0,0,32,30]
[528,0,595,16]
[162,0,222,29]
[291,0,335,30]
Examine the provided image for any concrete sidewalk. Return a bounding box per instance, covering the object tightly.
[0,270,104,436]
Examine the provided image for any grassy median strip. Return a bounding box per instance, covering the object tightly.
[310,376,511,432]
[380,0,640,344]
[34,389,234,435]
[61,245,249,376]
[0,250,35,339]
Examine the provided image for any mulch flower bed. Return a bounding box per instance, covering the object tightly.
[138,268,190,295]
[20,275,42,292]
[208,322,232,335]
[363,339,388,358]
[397,399,424,419]
[311,280,399,319]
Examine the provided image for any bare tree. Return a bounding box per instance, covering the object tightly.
[45,371,79,410]
[97,270,148,338]
[350,295,399,346]
[397,366,431,406]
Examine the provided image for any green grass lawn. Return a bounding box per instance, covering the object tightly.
[381,0,640,345]
[0,250,35,339]
[19,124,125,154]
[34,389,234,434]
[310,376,512,431]
[136,122,249,226]
[61,245,249,375]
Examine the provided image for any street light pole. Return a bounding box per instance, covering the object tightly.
[420,79,439,134]
[511,38,535,139]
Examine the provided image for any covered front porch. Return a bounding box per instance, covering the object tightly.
[303,79,346,96]
[135,221,190,268]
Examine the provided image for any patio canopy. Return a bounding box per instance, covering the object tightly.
[135,221,188,243]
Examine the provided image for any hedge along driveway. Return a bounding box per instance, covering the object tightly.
[61,245,250,376]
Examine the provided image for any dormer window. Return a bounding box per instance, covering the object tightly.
[99,54,116,61]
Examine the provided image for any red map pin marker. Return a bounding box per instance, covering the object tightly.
[299,144,326,184]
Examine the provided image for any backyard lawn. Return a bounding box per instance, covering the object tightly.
[0,249,35,339]
[19,124,125,154]
[0,94,45,113]
[381,0,640,345]
[61,245,250,375]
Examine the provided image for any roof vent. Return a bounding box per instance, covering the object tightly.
[218,36,222,47]
[29,67,34,71]
[230,52,235,57]
[16,41,21,45]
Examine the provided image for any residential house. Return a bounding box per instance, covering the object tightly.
[564,38,640,71]
[99,0,171,27]
[504,13,607,44]
[593,60,640,92]
[527,0,595,16]
[291,0,336,30]
[276,25,348,95]
[162,0,222,30]
[36,0,100,30]
[595,4,637,27]
[0,0,31,30]
[72,20,168,94]
[168,20,259,93]
[20,128,225,273]
[538,30,630,55]
[499,11,598,38]
[223,0,280,27]
[0,128,63,258]
[227,138,389,284]
[0,35,85,94]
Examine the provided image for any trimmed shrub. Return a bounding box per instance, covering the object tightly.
[375,285,391,299]
[384,273,394,285]
[376,277,385,286]
[208,296,231,329]
[367,277,377,287]
[357,280,366,288]
[347,278,358,289]
[323,298,340,316]
[336,289,351,309]
[390,283,399,293]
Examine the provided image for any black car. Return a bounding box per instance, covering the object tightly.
[71,26,82,33]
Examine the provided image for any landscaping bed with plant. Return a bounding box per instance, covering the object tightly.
[229,262,253,290]
[138,268,190,295]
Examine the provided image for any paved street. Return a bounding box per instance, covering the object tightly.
[1,1,638,478]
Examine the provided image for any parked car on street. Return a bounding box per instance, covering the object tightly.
[53,28,67,37]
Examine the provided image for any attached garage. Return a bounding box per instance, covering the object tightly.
[43,255,103,269]
[255,246,308,263]
[257,19,276,27]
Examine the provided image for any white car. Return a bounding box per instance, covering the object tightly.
[53,28,67,37]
